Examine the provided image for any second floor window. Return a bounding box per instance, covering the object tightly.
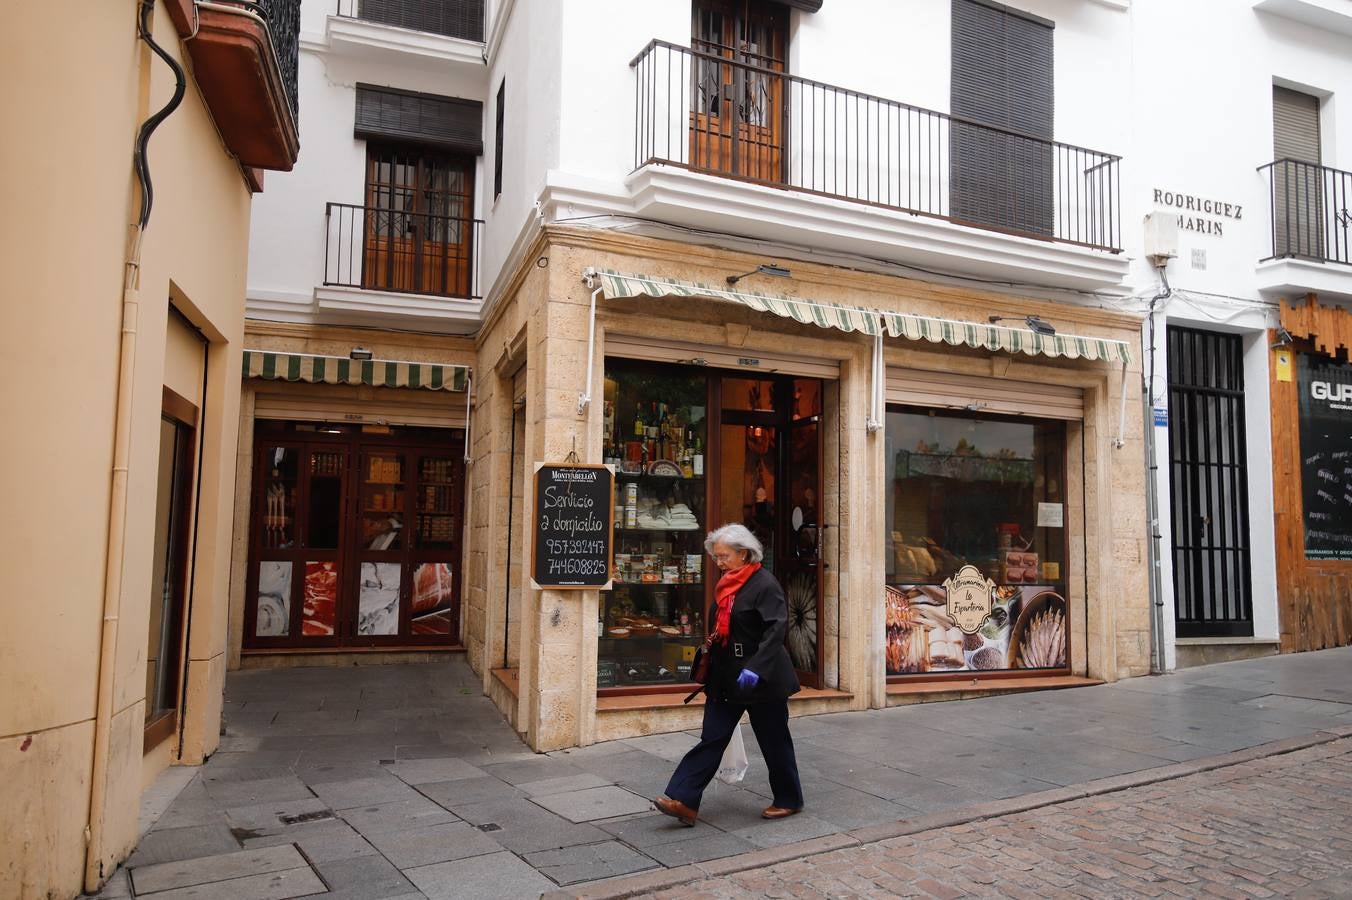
[363,144,474,298]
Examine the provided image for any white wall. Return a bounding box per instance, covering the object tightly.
[247,22,490,314]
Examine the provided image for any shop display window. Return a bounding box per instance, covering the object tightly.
[599,362,709,689]
[245,422,464,650]
[884,407,1070,678]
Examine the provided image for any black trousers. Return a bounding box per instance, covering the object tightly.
[664,698,804,811]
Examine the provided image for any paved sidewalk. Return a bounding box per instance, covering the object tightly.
[95,646,1352,898]
[623,736,1352,899]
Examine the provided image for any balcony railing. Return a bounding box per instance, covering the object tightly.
[336,0,484,42]
[631,40,1122,253]
[1259,159,1352,266]
[187,0,300,169]
[325,202,483,300]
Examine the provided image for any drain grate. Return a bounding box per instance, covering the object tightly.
[477,823,503,832]
[280,809,335,825]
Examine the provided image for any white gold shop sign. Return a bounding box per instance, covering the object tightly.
[1152,188,1242,237]
[943,565,997,635]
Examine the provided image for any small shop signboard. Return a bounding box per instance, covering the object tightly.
[532,463,615,589]
[1298,354,1352,560]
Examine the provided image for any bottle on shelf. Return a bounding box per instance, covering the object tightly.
[692,433,704,477]
[634,402,645,438]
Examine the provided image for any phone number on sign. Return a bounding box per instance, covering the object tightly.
[547,558,608,576]
[544,539,607,556]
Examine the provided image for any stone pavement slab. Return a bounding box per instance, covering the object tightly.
[405,850,556,899]
[363,820,503,868]
[309,853,416,900]
[136,867,326,900]
[240,818,376,863]
[130,844,306,895]
[522,841,659,885]
[531,785,654,822]
[339,796,459,836]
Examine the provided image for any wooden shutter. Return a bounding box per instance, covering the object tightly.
[886,367,1083,420]
[1272,86,1323,258]
[355,85,483,155]
[950,0,1055,237]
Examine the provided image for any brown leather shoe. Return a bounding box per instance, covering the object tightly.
[761,806,803,819]
[654,795,698,826]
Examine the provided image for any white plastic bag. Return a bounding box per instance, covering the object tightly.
[716,722,749,784]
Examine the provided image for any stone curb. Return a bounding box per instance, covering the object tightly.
[543,730,1351,899]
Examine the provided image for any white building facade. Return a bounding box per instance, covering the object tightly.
[235,0,1352,749]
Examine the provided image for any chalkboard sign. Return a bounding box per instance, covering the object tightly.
[531,463,615,589]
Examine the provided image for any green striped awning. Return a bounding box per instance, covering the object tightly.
[597,270,1132,364]
[242,351,469,392]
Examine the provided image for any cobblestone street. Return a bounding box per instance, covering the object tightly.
[632,738,1352,900]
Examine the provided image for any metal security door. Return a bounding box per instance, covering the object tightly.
[1167,327,1253,637]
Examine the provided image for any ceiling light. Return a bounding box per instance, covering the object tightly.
[350,346,374,360]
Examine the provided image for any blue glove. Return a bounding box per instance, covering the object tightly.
[736,669,760,690]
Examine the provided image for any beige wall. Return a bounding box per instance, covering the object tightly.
[466,227,1147,752]
[0,2,253,895]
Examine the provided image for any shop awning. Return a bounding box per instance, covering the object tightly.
[596,270,1133,364]
[242,351,470,392]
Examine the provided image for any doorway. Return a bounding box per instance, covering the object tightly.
[714,376,824,684]
[690,0,788,184]
[244,421,465,650]
[1167,327,1254,638]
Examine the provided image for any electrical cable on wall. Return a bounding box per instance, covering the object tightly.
[133,0,187,234]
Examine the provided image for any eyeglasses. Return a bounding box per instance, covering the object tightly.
[712,551,743,563]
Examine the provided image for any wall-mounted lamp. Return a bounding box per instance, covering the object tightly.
[989,315,1057,337]
[726,263,792,285]
[349,346,374,361]
[1270,327,1295,350]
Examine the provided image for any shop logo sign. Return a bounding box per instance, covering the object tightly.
[943,565,997,635]
[1312,381,1352,406]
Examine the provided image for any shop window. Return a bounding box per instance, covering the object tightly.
[145,392,197,749]
[883,407,1068,678]
[245,422,464,649]
[600,363,710,689]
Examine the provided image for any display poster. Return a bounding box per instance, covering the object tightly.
[532,463,615,588]
[885,584,1068,675]
[1298,353,1352,560]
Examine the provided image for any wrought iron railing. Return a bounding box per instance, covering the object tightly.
[325,203,483,300]
[631,40,1122,252]
[1259,159,1352,266]
[219,0,301,121]
[335,0,485,42]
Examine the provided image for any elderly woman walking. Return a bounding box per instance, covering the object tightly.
[654,523,804,825]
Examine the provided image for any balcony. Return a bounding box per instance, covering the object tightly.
[620,40,1126,291]
[324,202,483,301]
[184,0,300,170]
[335,0,484,41]
[1257,159,1352,301]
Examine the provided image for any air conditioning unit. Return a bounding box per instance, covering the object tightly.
[1143,212,1179,264]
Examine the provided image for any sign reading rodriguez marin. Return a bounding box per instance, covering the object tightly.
[1298,353,1352,560]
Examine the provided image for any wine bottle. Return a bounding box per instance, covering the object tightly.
[634,402,645,438]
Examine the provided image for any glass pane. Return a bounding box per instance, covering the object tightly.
[719,423,777,572]
[256,561,292,636]
[302,561,338,636]
[783,569,817,672]
[884,408,1069,677]
[411,563,455,635]
[262,447,299,549]
[600,362,708,687]
[416,456,458,550]
[362,454,405,550]
[358,562,401,635]
[788,422,819,561]
[721,378,777,413]
[793,379,822,420]
[147,418,186,722]
[308,452,344,549]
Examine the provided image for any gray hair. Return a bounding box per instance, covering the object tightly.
[705,523,764,563]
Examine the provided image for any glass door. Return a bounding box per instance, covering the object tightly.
[715,375,823,686]
[352,448,408,641]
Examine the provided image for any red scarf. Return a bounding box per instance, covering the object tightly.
[713,563,760,645]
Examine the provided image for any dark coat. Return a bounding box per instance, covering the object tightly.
[703,567,801,703]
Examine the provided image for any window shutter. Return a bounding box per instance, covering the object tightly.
[354,85,483,155]
[950,0,1054,237]
[356,0,484,41]
[779,0,823,11]
[1272,86,1323,258]
[493,79,505,198]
